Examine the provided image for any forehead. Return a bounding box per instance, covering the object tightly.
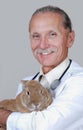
[29,12,63,32]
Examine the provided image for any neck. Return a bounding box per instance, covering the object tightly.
[42,58,68,74]
[42,65,56,74]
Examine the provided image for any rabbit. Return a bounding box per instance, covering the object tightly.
[0,80,53,113]
[0,80,53,130]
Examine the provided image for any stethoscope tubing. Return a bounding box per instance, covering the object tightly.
[32,59,72,90]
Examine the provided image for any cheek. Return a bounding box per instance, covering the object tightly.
[30,41,35,50]
[57,44,68,59]
[52,43,67,60]
[31,46,39,59]
[30,40,39,52]
[30,44,37,56]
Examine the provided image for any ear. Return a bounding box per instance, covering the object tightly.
[21,80,29,90]
[67,31,75,48]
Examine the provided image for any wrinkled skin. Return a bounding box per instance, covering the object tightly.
[29,12,75,73]
[0,11,75,129]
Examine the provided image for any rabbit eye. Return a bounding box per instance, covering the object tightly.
[40,90,43,94]
[26,91,30,95]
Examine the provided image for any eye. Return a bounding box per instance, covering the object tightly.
[40,89,44,94]
[50,32,57,37]
[31,33,40,40]
[26,91,30,95]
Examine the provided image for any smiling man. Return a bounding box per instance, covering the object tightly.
[0,5,83,130]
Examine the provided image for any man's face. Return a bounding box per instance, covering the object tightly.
[29,12,75,73]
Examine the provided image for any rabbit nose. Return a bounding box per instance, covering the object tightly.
[35,103,39,107]
[34,103,40,109]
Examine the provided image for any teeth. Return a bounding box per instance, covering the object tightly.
[41,51,51,55]
[42,53,49,55]
[36,48,57,55]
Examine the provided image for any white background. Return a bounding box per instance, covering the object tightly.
[0,0,83,99]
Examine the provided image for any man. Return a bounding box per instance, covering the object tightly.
[0,5,83,130]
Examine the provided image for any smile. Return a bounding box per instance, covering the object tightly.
[35,48,57,55]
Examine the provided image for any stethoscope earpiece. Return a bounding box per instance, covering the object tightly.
[50,79,60,90]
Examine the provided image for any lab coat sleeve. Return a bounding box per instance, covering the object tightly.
[7,76,83,130]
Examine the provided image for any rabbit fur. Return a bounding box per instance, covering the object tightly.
[0,80,53,113]
[0,80,53,130]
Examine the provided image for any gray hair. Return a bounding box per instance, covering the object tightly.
[29,5,72,32]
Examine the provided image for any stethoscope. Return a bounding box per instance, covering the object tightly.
[32,59,72,90]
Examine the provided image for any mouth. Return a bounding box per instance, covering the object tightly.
[40,50,54,55]
[35,48,57,55]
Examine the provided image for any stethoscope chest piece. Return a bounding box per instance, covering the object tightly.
[50,79,60,90]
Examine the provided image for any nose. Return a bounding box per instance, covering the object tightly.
[39,36,49,49]
[34,103,40,110]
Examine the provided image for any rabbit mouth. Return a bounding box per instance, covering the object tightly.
[25,103,41,111]
[27,103,44,111]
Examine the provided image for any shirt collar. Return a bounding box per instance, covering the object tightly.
[39,58,70,85]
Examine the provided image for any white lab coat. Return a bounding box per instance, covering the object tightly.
[7,60,83,130]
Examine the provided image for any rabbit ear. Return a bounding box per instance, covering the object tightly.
[21,80,29,90]
[21,80,28,85]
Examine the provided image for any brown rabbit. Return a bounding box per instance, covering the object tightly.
[0,80,53,130]
[0,80,53,113]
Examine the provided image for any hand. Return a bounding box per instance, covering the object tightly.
[0,109,12,126]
